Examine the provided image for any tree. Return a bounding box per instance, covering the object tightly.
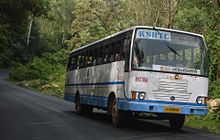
[66,0,128,49]
[66,0,182,50]
[162,0,220,81]
[0,0,49,67]
[36,0,75,50]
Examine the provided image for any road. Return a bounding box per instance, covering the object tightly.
[0,71,220,140]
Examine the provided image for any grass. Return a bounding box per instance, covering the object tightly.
[7,78,65,99]
[185,115,220,134]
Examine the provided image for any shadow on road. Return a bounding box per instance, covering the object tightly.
[64,110,189,134]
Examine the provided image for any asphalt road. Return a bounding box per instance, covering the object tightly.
[0,71,220,140]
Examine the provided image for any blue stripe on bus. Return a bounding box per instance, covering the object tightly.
[64,93,207,107]
[117,100,208,115]
[118,98,207,107]
[64,93,75,102]
[64,93,108,107]
[64,93,207,115]
[65,81,126,87]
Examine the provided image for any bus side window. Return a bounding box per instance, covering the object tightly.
[71,57,76,70]
[97,57,103,65]
[88,56,92,66]
[104,45,110,63]
[118,40,124,60]
[97,47,103,65]
[115,41,121,61]
[82,52,87,68]
[84,51,91,67]
[76,55,80,69]
[110,43,115,62]
[85,55,88,67]
[115,54,120,61]
[87,50,92,66]
[123,38,131,72]
[79,55,83,68]
[110,55,114,62]
[92,49,97,66]
[93,59,97,66]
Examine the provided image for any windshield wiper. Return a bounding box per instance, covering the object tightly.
[152,27,180,57]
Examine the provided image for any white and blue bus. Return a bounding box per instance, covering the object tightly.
[64,26,209,129]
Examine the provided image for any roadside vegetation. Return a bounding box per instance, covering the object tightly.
[1,0,220,133]
[9,49,68,97]
[185,104,220,134]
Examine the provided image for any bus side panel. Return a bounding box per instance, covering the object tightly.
[80,61,125,107]
[64,61,126,109]
[64,70,76,102]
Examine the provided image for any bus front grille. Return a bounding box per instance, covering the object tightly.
[153,79,191,102]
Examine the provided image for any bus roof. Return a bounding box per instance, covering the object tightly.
[69,26,204,54]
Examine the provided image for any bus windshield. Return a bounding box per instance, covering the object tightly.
[132,29,209,76]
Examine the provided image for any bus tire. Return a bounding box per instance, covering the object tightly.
[169,114,185,130]
[111,98,130,127]
[107,93,115,116]
[75,94,83,115]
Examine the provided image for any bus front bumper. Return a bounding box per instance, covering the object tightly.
[117,99,208,115]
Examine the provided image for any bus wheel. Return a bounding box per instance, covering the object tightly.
[75,95,83,114]
[169,114,185,130]
[111,98,130,127]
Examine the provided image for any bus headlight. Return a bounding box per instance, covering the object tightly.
[138,92,146,100]
[131,91,147,100]
[196,96,208,104]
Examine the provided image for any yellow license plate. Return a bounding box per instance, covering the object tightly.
[164,107,181,113]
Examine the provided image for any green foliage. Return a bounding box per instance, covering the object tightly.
[36,0,75,51]
[210,105,220,122]
[185,115,220,134]
[2,0,73,97]
[177,0,220,82]
[66,0,129,49]
[175,7,207,33]
[42,49,69,65]
[10,49,68,80]
[10,58,51,81]
[9,63,28,81]
[9,49,68,97]
[0,0,50,68]
[209,81,220,99]
[186,104,220,133]
[3,0,220,105]
[67,0,178,49]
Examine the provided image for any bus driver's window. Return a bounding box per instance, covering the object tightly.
[133,45,142,68]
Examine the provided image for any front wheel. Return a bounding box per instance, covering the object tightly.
[169,114,185,130]
[111,98,131,127]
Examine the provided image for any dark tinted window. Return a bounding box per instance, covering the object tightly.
[67,30,133,71]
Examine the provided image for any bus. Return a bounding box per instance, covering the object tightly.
[64,26,209,130]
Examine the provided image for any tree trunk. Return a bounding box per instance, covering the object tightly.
[27,17,33,46]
